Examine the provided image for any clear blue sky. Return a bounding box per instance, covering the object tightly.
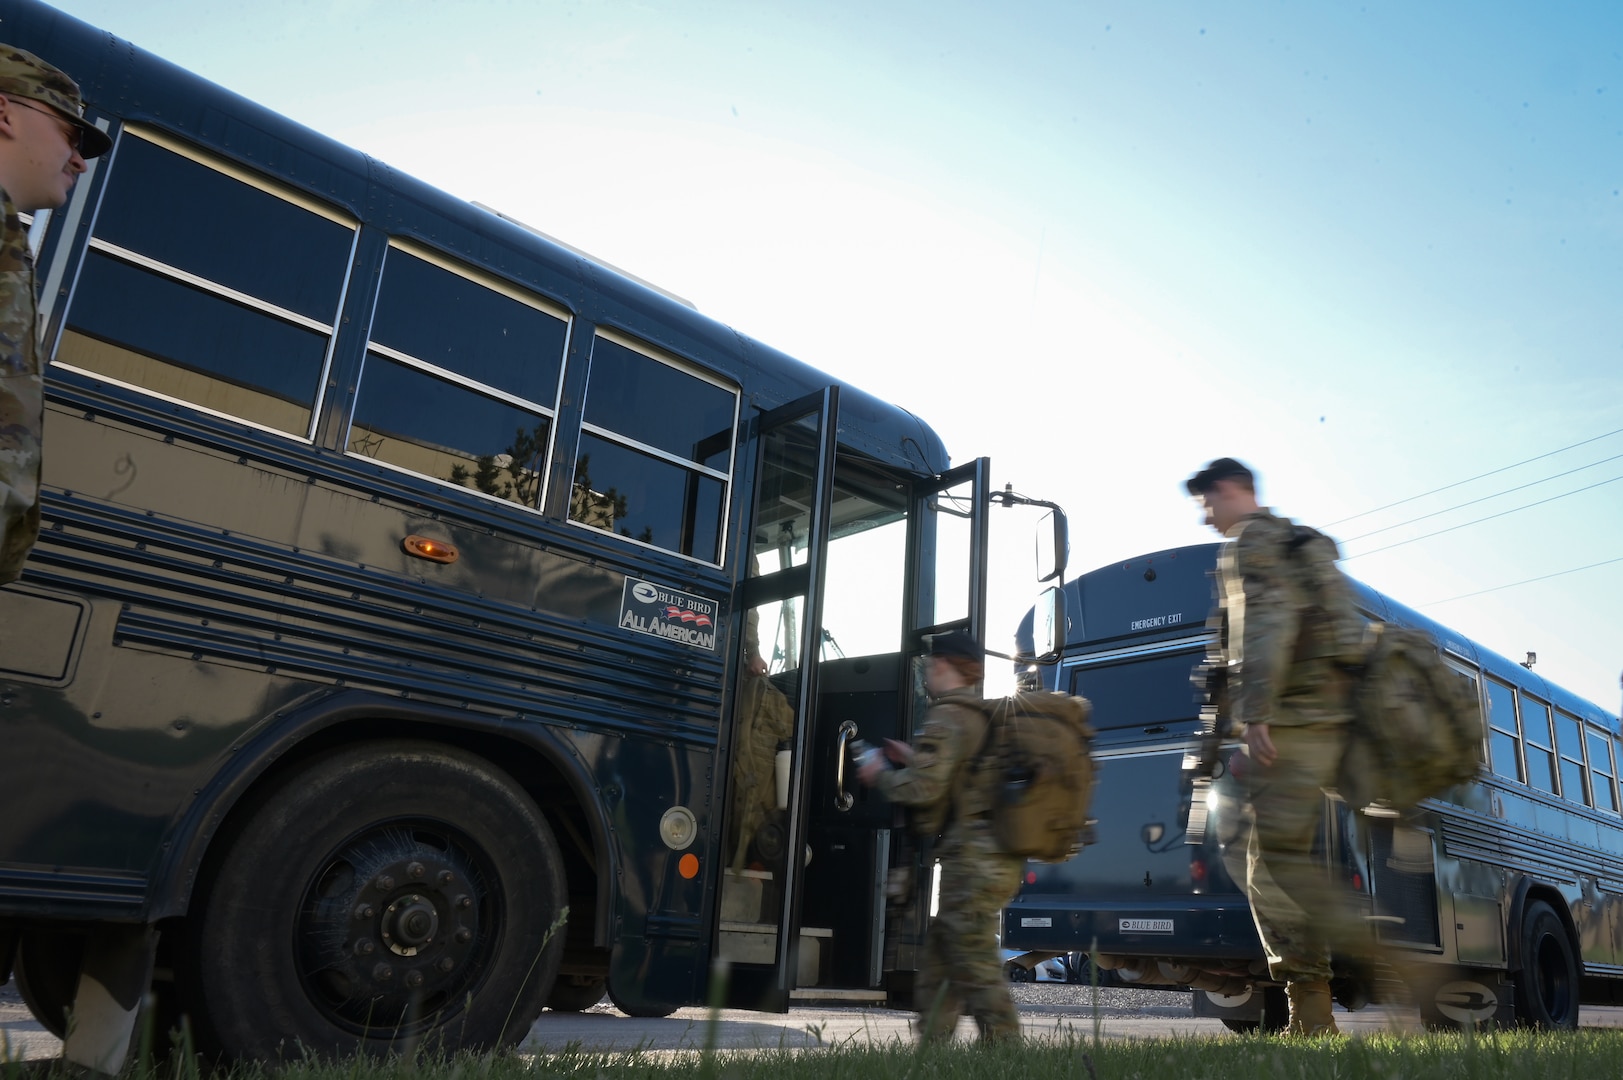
[41,1,1623,710]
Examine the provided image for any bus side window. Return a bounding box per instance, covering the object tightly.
[1588,726,1620,814]
[57,131,356,440]
[1521,697,1557,795]
[349,245,568,510]
[571,332,737,564]
[1485,678,1522,784]
[1553,710,1589,807]
[1453,668,1485,763]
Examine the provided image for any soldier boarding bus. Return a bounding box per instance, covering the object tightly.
[1005,542,1623,1030]
[0,0,1069,1066]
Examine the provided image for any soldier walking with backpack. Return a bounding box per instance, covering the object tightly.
[857,630,1024,1044]
[1186,458,1365,1037]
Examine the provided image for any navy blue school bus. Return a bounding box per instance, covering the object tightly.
[0,0,1067,1064]
[1005,543,1623,1030]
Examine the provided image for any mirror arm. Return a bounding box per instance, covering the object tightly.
[988,487,1063,514]
[989,645,1063,666]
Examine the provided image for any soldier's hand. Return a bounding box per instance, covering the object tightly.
[882,738,914,766]
[1244,722,1277,767]
[857,757,885,786]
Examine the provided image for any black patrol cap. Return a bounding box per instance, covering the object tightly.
[1185,457,1254,496]
[926,629,982,662]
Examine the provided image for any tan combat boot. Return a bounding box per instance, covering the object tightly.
[1285,980,1339,1036]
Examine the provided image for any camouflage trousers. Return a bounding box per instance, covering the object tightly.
[917,819,1024,1042]
[1243,720,1358,984]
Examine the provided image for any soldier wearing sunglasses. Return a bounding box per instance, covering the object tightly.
[0,45,110,583]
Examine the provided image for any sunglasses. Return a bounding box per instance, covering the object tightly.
[8,96,82,153]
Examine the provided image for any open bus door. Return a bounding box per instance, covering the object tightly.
[779,458,993,1007]
[718,398,993,1010]
[876,459,992,992]
[720,388,841,1011]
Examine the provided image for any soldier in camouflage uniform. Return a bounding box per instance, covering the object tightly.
[1187,458,1357,1037]
[727,603,795,870]
[858,630,1023,1044]
[0,46,110,584]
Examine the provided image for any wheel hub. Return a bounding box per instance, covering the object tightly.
[297,825,490,1031]
[382,894,440,955]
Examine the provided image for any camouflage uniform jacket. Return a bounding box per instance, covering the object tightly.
[875,686,1001,845]
[1219,509,1355,729]
[0,188,41,585]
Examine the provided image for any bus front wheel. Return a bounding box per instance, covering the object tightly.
[183,741,567,1060]
[1514,899,1579,1029]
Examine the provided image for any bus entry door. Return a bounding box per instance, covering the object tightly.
[721,388,839,1012]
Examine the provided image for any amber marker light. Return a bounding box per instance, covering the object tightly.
[678,853,700,879]
[402,535,459,563]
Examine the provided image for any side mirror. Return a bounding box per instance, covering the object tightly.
[1036,508,1068,583]
[1027,585,1067,664]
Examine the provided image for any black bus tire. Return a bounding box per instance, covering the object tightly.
[12,930,84,1038]
[1217,986,1288,1034]
[1514,899,1579,1029]
[184,741,566,1061]
[546,975,607,1012]
[607,982,680,1018]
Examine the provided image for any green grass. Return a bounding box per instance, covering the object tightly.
[12,1029,1623,1080]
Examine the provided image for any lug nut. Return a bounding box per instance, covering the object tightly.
[354,904,375,921]
[407,862,426,879]
[375,875,396,892]
[455,928,472,944]
[354,940,376,956]
[455,895,472,910]
[438,870,454,886]
[405,970,424,988]
[373,963,394,982]
[438,957,455,973]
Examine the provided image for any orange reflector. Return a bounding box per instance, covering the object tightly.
[403,535,459,563]
[679,853,700,879]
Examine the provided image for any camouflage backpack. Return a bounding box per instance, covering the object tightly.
[1340,623,1485,811]
[981,691,1097,862]
[1282,526,1484,811]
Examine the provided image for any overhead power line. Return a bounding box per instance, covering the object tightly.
[1342,473,1623,561]
[1321,424,1623,530]
[1338,451,1623,544]
[1420,555,1623,608]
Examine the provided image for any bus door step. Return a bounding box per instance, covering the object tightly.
[789,987,887,1004]
[718,921,832,985]
[721,868,773,922]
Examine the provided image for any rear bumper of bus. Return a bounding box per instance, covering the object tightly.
[1003,895,1260,961]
